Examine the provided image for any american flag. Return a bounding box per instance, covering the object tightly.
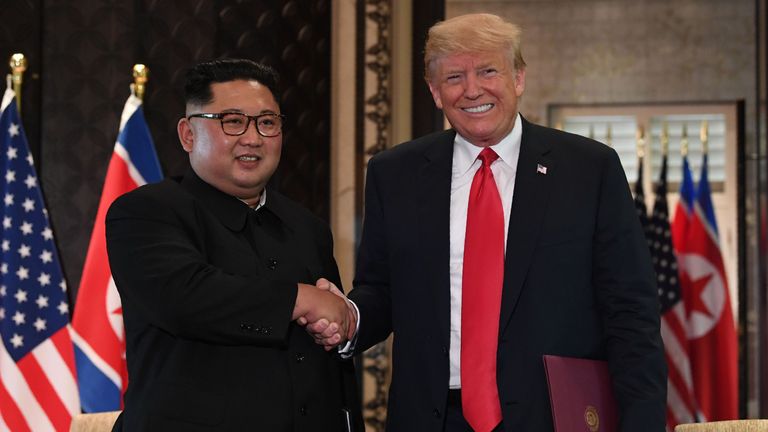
[653,154,697,429]
[0,82,80,430]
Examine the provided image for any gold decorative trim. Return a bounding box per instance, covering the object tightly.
[360,1,392,431]
[363,0,391,158]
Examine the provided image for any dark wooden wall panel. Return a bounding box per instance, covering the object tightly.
[411,1,444,139]
[216,0,332,218]
[0,0,42,163]
[1,0,332,300]
[40,0,138,297]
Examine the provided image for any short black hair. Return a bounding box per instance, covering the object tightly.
[183,58,281,106]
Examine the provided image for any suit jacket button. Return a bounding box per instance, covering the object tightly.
[433,408,441,418]
[441,346,449,356]
[295,353,305,363]
[299,405,308,415]
[268,258,278,270]
[240,323,254,332]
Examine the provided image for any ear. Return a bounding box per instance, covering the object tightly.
[514,68,526,97]
[178,117,194,153]
[427,79,444,110]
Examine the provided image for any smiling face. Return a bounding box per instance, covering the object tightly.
[177,79,282,206]
[428,51,525,147]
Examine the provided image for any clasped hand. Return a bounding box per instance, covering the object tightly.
[292,278,356,351]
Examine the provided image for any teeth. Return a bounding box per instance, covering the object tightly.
[237,156,259,161]
[464,104,493,113]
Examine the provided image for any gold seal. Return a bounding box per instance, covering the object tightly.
[584,405,599,432]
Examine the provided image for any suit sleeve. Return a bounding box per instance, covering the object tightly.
[349,156,394,351]
[105,191,297,346]
[592,149,668,431]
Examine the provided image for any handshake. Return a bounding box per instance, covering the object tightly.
[292,278,357,351]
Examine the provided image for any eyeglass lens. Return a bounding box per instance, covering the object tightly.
[221,113,282,137]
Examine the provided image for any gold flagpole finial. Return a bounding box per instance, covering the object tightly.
[661,121,669,157]
[635,125,645,158]
[700,120,709,155]
[132,64,149,100]
[9,53,27,113]
[681,123,689,157]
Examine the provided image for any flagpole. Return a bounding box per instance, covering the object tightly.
[132,63,148,100]
[636,124,646,159]
[9,53,26,114]
[661,122,669,157]
[681,123,689,157]
[700,120,709,156]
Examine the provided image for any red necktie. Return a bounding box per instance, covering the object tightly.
[461,147,504,432]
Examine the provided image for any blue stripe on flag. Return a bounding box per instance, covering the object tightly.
[74,344,122,413]
[679,156,695,210]
[119,106,163,183]
[695,154,719,236]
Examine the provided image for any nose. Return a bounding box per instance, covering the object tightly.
[464,74,482,99]
[239,118,264,145]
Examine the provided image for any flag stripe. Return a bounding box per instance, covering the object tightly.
[17,351,70,431]
[0,379,30,432]
[666,377,694,425]
[116,97,163,183]
[115,142,148,187]
[33,329,80,416]
[70,329,121,388]
[0,336,54,432]
[661,308,692,387]
[51,326,77,378]
[664,350,695,416]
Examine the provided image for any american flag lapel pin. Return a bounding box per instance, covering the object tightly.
[536,163,548,175]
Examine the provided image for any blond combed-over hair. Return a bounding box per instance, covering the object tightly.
[424,13,526,82]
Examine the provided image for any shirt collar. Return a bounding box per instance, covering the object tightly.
[180,168,278,232]
[453,112,522,177]
[240,189,267,210]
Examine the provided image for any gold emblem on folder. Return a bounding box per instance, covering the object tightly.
[584,405,599,431]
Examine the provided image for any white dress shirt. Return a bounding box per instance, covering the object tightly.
[448,113,522,388]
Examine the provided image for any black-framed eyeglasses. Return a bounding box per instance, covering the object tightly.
[187,112,286,137]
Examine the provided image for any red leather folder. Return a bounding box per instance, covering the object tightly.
[543,355,618,432]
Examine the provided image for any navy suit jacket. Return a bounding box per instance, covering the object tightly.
[349,118,667,431]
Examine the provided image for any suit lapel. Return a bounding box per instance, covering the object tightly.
[417,131,455,341]
[499,119,554,333]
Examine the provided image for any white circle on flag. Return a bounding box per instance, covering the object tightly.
[678,253,725,339]
[106,276,125,342]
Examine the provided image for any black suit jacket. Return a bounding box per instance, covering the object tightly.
[106,170,363,431]
[350,118,667,431]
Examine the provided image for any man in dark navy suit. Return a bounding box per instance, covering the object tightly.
[326,13,666,432]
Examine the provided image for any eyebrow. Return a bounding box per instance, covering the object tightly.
[219,108,280,115]
[441,62,498,74]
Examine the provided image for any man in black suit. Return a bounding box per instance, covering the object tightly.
[106,58,362,431]
[338,13,666,432]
